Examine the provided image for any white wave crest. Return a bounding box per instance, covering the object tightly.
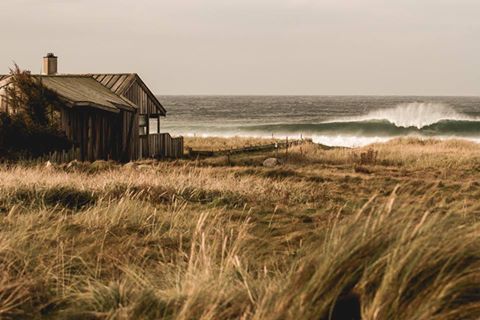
[311,135,480,147]
[344,102,474,129]
[310,135,391,147]
[176,132,480,148]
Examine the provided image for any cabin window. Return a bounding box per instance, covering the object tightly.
[139,115,147,136]
[149,117,159,134]
[139,115,160,135]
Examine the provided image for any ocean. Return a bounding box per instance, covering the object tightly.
[158,96,480,147]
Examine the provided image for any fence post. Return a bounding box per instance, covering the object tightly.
[285,137,289,161]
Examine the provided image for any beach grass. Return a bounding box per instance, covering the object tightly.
[184,136,281,151]
[0,137,480,319]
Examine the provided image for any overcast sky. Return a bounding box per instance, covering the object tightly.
[0,0,479,95]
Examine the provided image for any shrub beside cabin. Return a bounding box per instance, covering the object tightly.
[0,54,183,162]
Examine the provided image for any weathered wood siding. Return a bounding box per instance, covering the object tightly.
[124,81,161,116]
[139,133,184,159]
[123,78,165,159]
[61,107,119,161]
[120,110,139,161]
[60,108,138,162]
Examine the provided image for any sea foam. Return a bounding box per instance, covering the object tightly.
[338,102,475,129]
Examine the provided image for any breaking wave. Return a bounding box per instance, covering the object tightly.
[242,103,480,137]
[243,119,480,137]
[340,102,474,129]
[165,102,480,147]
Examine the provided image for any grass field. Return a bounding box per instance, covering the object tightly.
[183,136,281,151]
[1,137,480,319]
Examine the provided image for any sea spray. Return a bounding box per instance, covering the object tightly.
[240,119,480,136]
[345,102,476,129]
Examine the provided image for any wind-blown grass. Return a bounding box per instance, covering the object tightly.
[184,136,280,151]
[0,137,479,319]
[258,203,480,320]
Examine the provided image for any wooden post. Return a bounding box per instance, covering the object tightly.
[87,114,93,161]
[286,137,288,161]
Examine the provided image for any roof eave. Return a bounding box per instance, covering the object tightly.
[73,101,120,113]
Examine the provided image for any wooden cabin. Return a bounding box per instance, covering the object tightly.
[0,54,183,162]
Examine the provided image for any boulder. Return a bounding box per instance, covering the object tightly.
[263,158,281,167]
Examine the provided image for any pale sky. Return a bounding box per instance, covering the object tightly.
[0,0,479,95]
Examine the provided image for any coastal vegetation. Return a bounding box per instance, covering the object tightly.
[0,67,70,159]
[183,136,280,151]
[0,137,479,319]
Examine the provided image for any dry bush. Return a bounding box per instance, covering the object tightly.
[0,65,71,159]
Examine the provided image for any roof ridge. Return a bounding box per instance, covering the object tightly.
[86,73,137,76]
[2,73,137,77]
[36,74,93,78]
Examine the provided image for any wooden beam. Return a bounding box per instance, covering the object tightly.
[122,111,136,162]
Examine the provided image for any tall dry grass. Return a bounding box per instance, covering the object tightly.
[258,207,480,320]
[184,136,280,151]
[280,137,480,169]
[0,137,479,319]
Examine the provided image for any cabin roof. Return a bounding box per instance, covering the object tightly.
[89,74,166,115]
[38,75,137,113]
[0,73,166,115]
[0,74,136,113]
[90,73,136,95]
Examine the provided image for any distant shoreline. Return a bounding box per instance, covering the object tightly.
[172,133,480,148]
[159,96,480,147]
